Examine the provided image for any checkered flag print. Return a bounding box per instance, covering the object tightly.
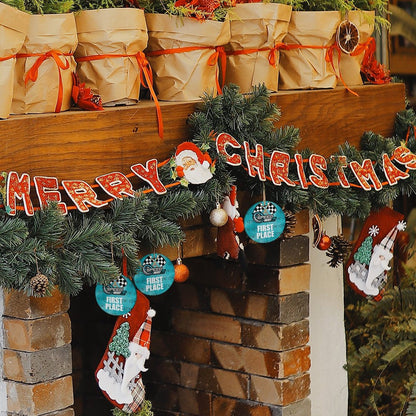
[142,254,166,268]
[253,202,277,215]
[115,276,127,288]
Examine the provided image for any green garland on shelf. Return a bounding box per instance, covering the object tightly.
[191,84,416,219]
[0,84,416,296]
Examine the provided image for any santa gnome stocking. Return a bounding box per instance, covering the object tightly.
[95,290,155,412]
[346,206,406,300]
[217,185,245,262]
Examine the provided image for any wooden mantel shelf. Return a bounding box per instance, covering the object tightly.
[1,83,405,183]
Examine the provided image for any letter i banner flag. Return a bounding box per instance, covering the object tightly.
[346,206,406,301]
[95,290,156,412]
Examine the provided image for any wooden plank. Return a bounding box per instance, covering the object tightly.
[390,54,416,75]
[0,83,405,181]
[272,83,406,156]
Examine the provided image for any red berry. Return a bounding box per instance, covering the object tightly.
[318,234,332,250]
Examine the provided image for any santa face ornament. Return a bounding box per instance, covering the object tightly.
[174,142,213,185]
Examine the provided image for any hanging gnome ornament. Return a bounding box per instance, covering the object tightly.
[95,290,155,413]
[217,185,245,262]
[346,206,405,299]
[174,142,213,185]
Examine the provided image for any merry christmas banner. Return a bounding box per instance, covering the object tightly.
[4,132,416,216]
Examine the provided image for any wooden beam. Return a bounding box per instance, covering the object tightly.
[390,54,416,75]
[0,83,405,182]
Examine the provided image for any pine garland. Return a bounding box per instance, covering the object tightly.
[190,84,416,220]
[1,84,416,296]
[0,168,234,296]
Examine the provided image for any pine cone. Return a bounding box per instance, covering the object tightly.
[282,210,296,238]
[326,235,352,268]
[29,273,49,296]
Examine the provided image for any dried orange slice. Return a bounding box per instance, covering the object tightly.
[312,214,323,248]
[336,20,360,54]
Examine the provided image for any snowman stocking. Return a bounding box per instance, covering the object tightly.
[346,206,406,300]
[95,289,155,412]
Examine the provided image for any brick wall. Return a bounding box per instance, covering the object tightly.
[145,211,311,416]
[1,211,311,415]
[1,288,74,416]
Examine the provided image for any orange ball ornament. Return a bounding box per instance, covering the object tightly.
[174,259,190,283]
[317,234,332,251]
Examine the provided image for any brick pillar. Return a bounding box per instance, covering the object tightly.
[1,288,74,416]
[145,211,311,416]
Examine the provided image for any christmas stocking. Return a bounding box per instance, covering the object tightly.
[217,185,245,262]
[95,290,155,412]
[346,206,405,300]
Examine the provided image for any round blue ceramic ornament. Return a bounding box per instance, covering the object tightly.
[95,275,137,316]
[244,201,286,243]
[134,253,174,296]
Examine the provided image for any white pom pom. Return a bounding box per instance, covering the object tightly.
[147,308,156,318]
[397,220,407,232]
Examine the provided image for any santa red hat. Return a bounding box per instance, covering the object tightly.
[132,308,155,350]
[175,142,211,169]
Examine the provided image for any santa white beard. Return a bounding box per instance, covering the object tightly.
[365,244,393,295]
[183,163,213,184]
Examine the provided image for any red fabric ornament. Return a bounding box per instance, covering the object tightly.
[217,185,244,260]
[71,73,103,111]
[234,216,245,234]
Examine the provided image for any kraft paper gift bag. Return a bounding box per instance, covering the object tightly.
[279,11,341,90]
[145,13,231,101]
[12,12,77,114]
[225,3,292,93]
[335,11,375,87]
[75,8,148,106]
[0,3,29,119]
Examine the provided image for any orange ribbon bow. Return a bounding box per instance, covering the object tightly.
[76,52,164,139]
[146,45,227,95]
[17,50,72,113]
